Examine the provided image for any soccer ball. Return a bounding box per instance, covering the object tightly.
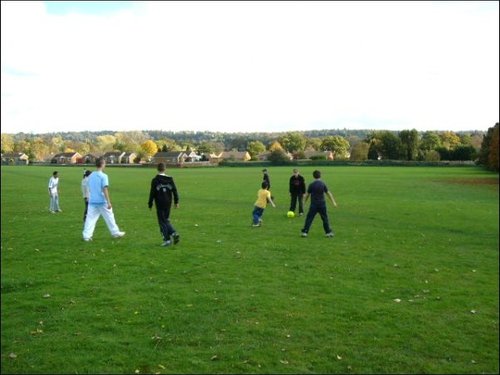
[287,211,295,218]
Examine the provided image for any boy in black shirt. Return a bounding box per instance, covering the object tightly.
[148,163,180,246]
[289,168,306,215]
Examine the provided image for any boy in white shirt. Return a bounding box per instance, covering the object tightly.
[48,171,62,213]
[81,170,92,221]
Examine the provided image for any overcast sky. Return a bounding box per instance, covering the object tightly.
[1,1,498,135]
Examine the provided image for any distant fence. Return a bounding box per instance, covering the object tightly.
[19,160,477,168]
[220,160,477,167]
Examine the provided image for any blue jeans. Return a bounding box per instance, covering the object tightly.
[301,202,332,234]
[252,206,264,225]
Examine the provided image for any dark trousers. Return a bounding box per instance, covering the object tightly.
[289,192,304,213]
[302,202,332,234]
[156,207,176,241]
[83,198,89,222]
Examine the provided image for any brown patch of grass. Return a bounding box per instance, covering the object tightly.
[439,177,499,189]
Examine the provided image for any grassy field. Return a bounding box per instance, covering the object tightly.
[1,164,498,374]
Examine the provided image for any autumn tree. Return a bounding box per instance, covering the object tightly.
[420,131,442,151]
[158,138,181,152]
[489,124,499,172]
[141,140,159,158]
[50,136,65,153]
[305,137,322,151]
[320,136,350,160]
[269,141,284,152]
[440,131,461,150]
[399,129,419,161]
[349,142,370,161]
[247,141,266,160]
[278,132,307,153]
[114,131,147,153]
[95,135,117,152]
[76,141,92,156]
[267,141,288,163]
[201,141,224,154]
[13,139,31,154]
[1,133,14,153]
[30,137,50,161]
[479,123,499,172]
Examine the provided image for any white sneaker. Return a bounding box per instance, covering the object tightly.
[301,232,308,237]
[83,237,92,242]
[112,231,126,238]
[325,232,334,238]
[161,240,171,247]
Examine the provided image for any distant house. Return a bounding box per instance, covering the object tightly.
[121,152,137,164]
[82,153,102,165]
[220,151,251,162]
[1,152,29,165]
[51,152,82,164]
[185,151,202,162]
[103,151,125,164]
[256,152,271,161]
[151,152,187,165]
[207,152,223,164]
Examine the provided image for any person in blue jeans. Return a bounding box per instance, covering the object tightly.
[301,170,337,237]
[252,182,276,227]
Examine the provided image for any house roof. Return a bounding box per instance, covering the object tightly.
[153,152,186,157]
[103,151,125,157]
[221,151,250,158]
[53,152,81,158]
[82,153,103,158]
[2,152,28,158]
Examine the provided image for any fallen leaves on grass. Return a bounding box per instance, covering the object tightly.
[30,328,43,335]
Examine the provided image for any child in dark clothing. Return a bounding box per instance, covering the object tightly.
[148,163,180,247]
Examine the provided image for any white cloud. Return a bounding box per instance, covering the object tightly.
[1,1,498,134]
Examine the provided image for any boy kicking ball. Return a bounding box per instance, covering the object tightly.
[251,182,276,227]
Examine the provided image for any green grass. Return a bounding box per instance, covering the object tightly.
[1,165,498,374]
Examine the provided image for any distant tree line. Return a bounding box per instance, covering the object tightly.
[1,127,497,169]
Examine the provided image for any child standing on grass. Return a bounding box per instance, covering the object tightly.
[300,170,337,238]
[48,171,62,213]
[252,182,276,227]
[81,170,92,222]
[148,163,180,247]
[82,158,125,241]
